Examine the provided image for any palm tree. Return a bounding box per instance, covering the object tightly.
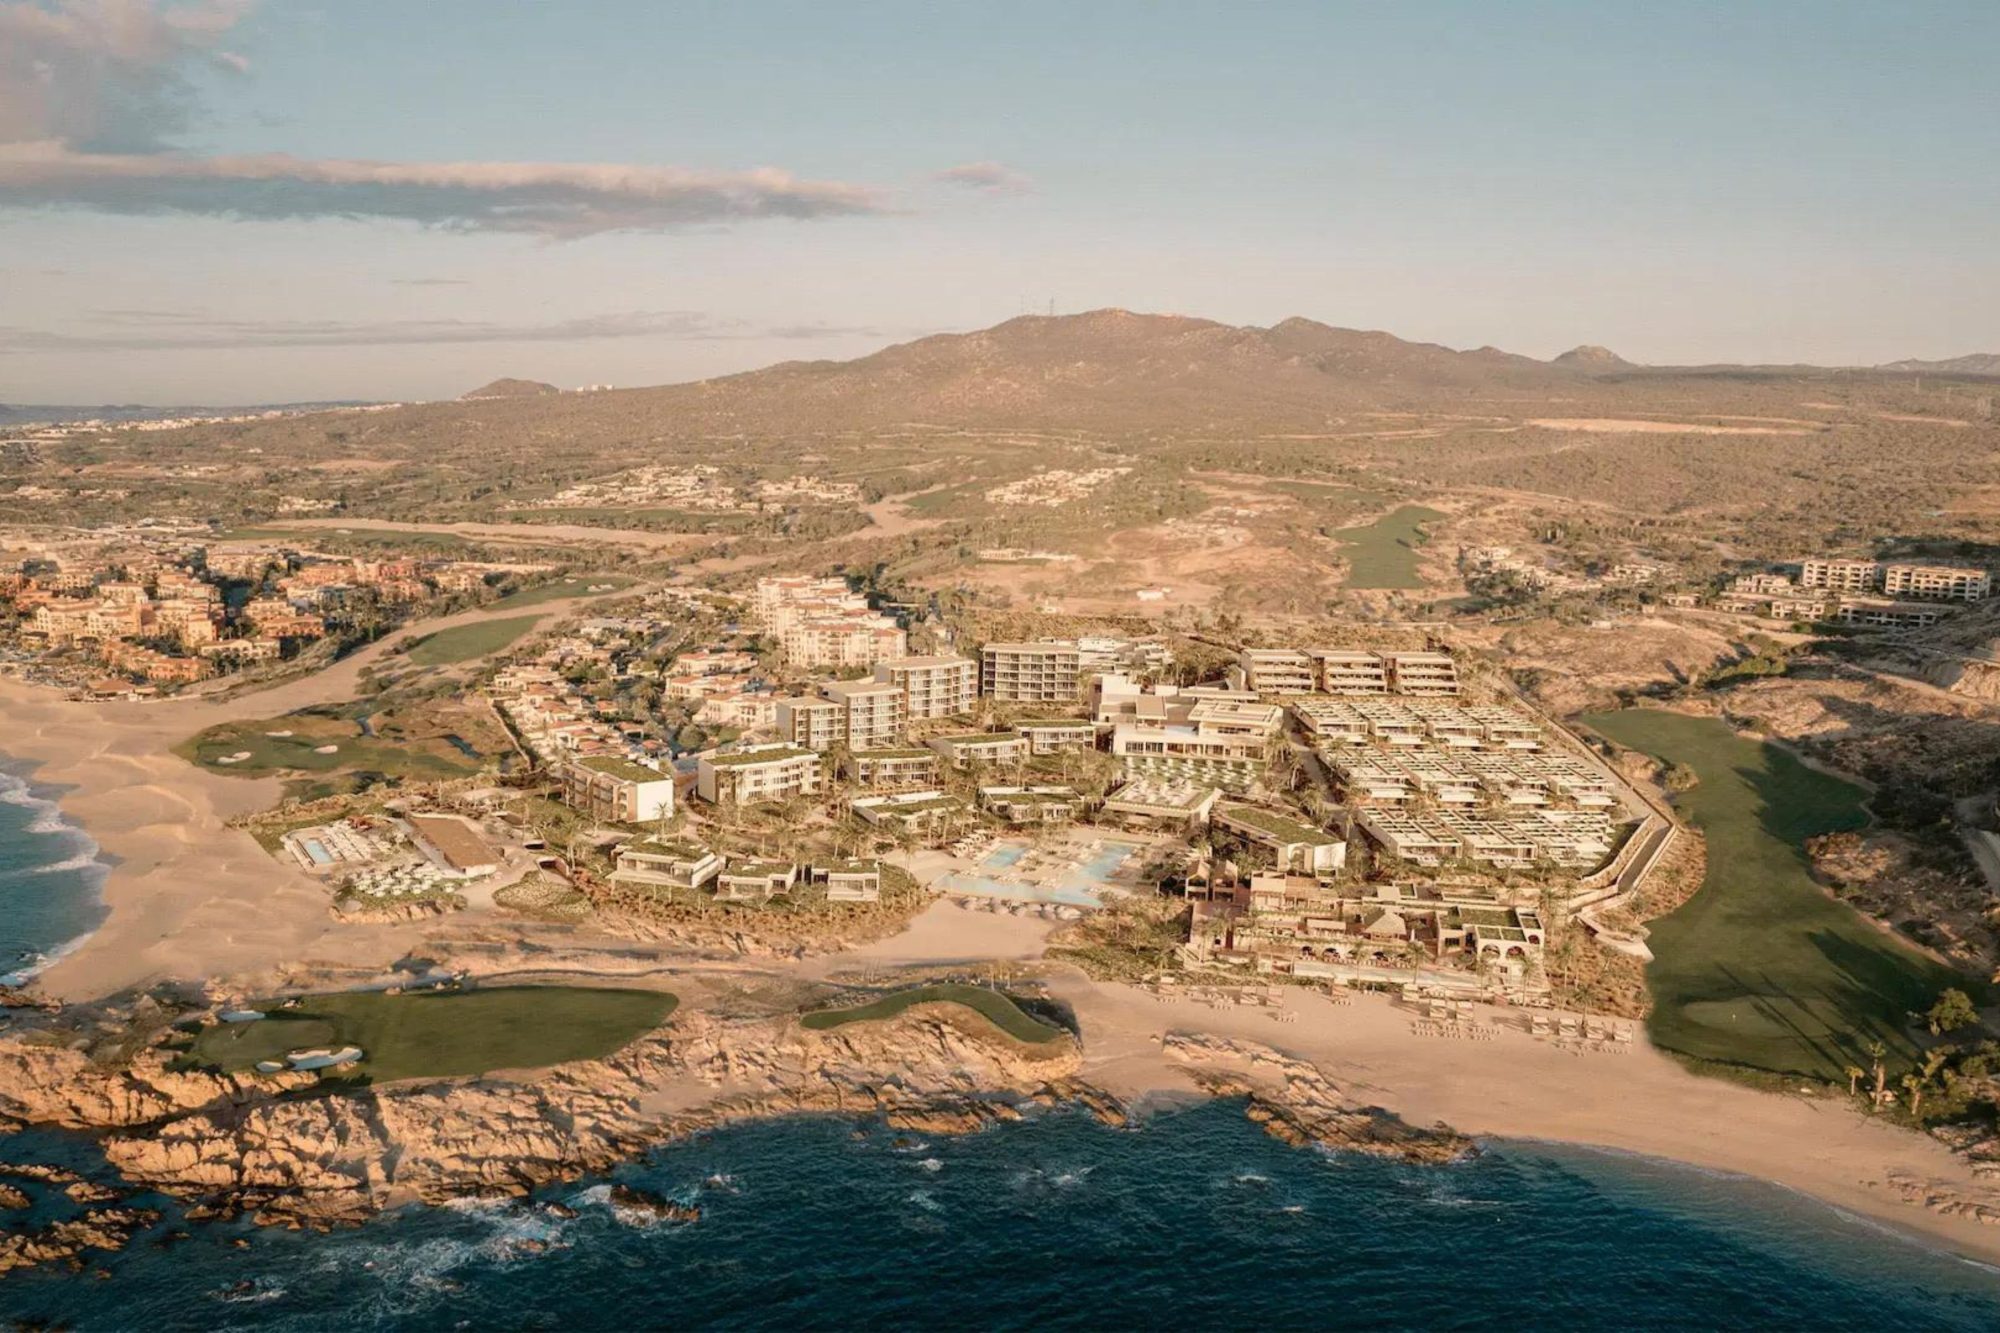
[1844,1065,1864,1098]
[1866,1040,1889,1107]
[1902,1072,1927,1121]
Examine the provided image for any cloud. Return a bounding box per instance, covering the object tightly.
[0,1,893,237]
[0,141,893,235]
[0,0,253,151]
[763,322,885,340]
[933,160,1033,195]
[0,308,884,352]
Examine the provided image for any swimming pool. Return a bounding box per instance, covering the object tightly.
[935,839,1139,908]
[302,839,333,866]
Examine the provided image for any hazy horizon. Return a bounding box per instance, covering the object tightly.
[3,0,1996,403]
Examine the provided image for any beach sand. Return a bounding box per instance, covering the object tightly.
[7,585,2000,1269]
[724,898,2000,1267]
[0,589,635,1000]
[1044,971,2000,1268]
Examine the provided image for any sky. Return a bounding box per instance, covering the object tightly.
[2,0,1997,404]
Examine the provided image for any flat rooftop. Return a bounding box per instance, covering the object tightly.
[574,754,668,783]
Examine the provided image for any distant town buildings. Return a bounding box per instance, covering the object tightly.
[753,576,907,667]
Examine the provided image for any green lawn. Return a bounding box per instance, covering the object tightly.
[1331,504,1445,589]
[177,716,481,781]
[190,986,677,1084]
[801,983,1065,1043]
[487,574,636,612]
[404,614,544,666]
[1583,709,1972,1080]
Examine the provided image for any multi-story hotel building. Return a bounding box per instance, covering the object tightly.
[980,641,1082,703]
[562,754,676,823]
[774,697,845,750]
[1799,559,1882,593]
[1881,563,1990,601]
[873,655,976,720]
[696,745,825,804]
[1238,648,1316,697]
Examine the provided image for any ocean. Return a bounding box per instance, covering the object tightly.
[0,1103,1998,1331]
[0,762,110,985]
[1,779,1998,1330]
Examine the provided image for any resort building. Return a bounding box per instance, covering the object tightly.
[611,838,724,893]
[1100,777,1222,828]
[404,814,502,878]
[1238,648,1316,697]
[1881,563,1990,601]
[775,697,845,750]
[978,785,1082,825]
[980,641,1083,703]
[1107,698,1283,767]
[813,859,883,902]
[843,747,941,789]
[1214,805,1347,876]
[873,655,977,720]
[1382,652,1461,697]
[1015,719,1100,756]
[1073,635,1175,675]
[1797,558,1988,602]
[821,679,908,750]
[1800,558,1882,593]
[1091,674,1261,725]
[927,731,1031,769]
[1732,572,1798,595]
[1832,598,1947,631]
[753,575,908,667]
[851,789,967,834]
[1189,878,1548,985]
[715,859,798,904]
[781,617,908,668]
[696,745,825,804]
[562,754,676,824]
[1310,649,1392,695]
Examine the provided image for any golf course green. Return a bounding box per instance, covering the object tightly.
[191,986,678,1083]
[801,983,1065,1043]
[1332,504,1445,589]
[1584,709,1971,1080]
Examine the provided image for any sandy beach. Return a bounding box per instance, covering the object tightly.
[0,588,638,1000]
[771,899,2000,1266]
[5,608,1999,1270]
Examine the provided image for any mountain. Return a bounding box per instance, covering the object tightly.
[461,378,561,400]
[1551,344,1631,371]
[645,309,1590,433]
[1876,354,2000,377]
[122,310,1972,455]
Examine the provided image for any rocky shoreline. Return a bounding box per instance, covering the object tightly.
[0,999,1476,1274]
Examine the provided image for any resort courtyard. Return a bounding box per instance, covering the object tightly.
[915,828,1171,910]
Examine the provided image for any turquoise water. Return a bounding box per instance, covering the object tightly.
[1,1104,1998,1329]
[0,761,110,984]
[935,840,1135,907]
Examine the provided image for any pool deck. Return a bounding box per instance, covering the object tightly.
[921,829,1165,908]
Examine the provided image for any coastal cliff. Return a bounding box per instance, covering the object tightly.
[0,998,1481,1241]
[0,1002,1083,1229]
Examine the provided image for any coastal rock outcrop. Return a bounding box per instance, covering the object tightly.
[0,1207,161,1275]
[1162,1032,1475,1163]
[77,1004,1081,1228]
[0,1043,312,1131]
